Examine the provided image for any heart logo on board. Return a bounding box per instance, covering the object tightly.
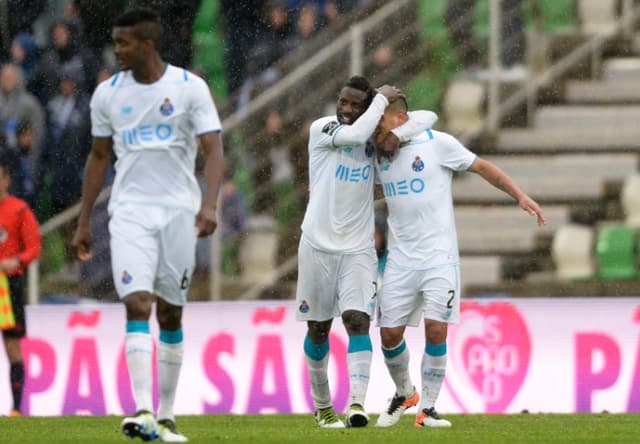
[445,301,531,413]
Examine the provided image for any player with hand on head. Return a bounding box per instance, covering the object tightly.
[296,75,437,429]
[373,96,545,428]
[72,8,224,442]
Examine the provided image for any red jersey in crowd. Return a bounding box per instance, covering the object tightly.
[0,195,41,276]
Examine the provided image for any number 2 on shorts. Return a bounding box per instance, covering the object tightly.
[446,290,455,309]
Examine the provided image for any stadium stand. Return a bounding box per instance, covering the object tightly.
[9,0,640,302]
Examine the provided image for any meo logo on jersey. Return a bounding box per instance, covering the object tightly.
[160,98,174,116]
[335,163,371,183]
[383,178,425,197]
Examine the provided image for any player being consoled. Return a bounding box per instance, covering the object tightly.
[373,97,545,428]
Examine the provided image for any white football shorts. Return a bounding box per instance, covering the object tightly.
[377,263,461,327]
[109,204,197,306]
[295,238,377,321]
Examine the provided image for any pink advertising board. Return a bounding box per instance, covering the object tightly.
[0,298,638,416]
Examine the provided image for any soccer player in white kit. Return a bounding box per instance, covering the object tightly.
[373,98,545,428]
[296,76,438,428]
[72,9,223,442]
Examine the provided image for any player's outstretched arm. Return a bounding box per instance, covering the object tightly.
[468,157,546,226]
[72,137,113,261]
[196,131,224,237]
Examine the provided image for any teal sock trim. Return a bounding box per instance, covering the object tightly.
[126,321,150,334]
[425,342,447,356]
[160,328,183,344]
[382,340,406,359]
[304,336,329,361]
[348,334,373,353]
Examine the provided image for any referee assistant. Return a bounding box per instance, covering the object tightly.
[0,157,41,416]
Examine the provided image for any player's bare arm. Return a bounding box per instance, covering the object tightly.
[196,131,224,237]
[72,137,113,260]
[468,157,546,226]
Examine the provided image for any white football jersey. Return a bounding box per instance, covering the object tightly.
[300,94,388,253]
[376,129,476,269]
[90,64,222,214]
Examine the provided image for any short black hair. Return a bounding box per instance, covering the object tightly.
[114,8,162,45]
[344,75,375,109]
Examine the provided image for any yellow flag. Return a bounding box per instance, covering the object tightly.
[0,272,15,330]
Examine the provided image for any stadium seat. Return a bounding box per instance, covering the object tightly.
[238,216,278,286]
[595,225,638,280]
[442,79,485,135]
[621,174,640,228]
[576,0,617,34]
[551,224,595,280]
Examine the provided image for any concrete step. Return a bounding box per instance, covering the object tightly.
[455,205,570,229]
[456,205,569,254]
[460,255,502,290]
[602,57,640,81]
[452,153,637,203]
[565,79,640,104]
[534,105,640,129]
[496,127,640,152]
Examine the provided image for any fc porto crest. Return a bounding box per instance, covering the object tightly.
[412,156,424,172]
[299,300,310,314]
[160,98,174,116]
[121,270,133,285]
[365,141,375,158]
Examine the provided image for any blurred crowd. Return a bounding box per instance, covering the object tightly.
[0,0,370,290]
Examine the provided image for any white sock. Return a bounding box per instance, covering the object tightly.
[382,339,414,397]
[304,336,331,409]
[347,334,372,407]
[156,330,184,422]
[420,342,447,411]
[125,331,153,412]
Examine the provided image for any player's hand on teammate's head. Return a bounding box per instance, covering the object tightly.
[196,207,218,237]
[72,226,93,261]
[377,85,405,104]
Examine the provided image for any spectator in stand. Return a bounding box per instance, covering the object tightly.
[0,63,45,206]
[256,0,294,69]
[287,3,321,48]
[42,67,90,275]
[0,156,42,416]
[220,0,264,94]
[0,0,45,61]
[219,167,248,276]
[15,121,38,207]
[9,33,39,84]
[29,18,98,103]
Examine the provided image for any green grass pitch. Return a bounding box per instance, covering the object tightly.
[0,413,637,443]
